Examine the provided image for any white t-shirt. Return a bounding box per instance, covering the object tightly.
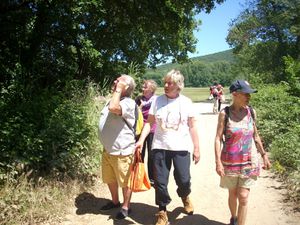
[149,94,196,152]
[98,97,136,155]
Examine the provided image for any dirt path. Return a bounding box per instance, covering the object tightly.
[62,103,300,225]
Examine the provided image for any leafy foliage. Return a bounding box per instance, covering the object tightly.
[145,49,237,87]
[227,0,300,82]
[0,81,102,181]
[284,56,300,97]
[271,127,300,171]
[0,0,225,92]
[251,82,300,203]
[251,83,299,150]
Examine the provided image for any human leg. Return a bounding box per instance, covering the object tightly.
[113,154,133,219]
[115,186,132,220]
[213,97,218,113]
[101,152,120,207]
[237,187,250,225]
[172,151,193,214]
[121,186,132,209]
[153,149,171,225]
[220,176,239,224]
[108,182,120,204]
[141,137,147,162]
[218,99,222,112]
[172,151,191,197]
[228,188,238,224]
[146,133,154,182]
[153,149,172,207]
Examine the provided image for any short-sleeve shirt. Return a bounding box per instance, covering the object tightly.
[98,97,136,155]
[149,94,196,152]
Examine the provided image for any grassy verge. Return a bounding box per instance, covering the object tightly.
[156,87,230,102]
[0,173,100,225]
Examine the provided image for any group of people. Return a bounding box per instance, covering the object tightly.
[210,82,225,113]
[98,70,271,225]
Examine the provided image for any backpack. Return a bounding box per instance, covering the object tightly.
[123,103,144,140]
[223,106,255,139]
[134,104,144,138]
[210,86,218,97]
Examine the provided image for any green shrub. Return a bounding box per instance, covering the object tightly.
[284,56,300,97]
[271,127,300,171]
[0,80,103,182]
[251,83,300,150]
[286,170,300,203]
[251,82,300,205]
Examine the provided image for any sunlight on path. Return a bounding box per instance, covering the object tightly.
[61,103,300,225]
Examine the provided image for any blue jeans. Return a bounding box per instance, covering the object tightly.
[152,149,191,207]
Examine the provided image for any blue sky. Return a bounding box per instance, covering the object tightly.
[189,0,247,58]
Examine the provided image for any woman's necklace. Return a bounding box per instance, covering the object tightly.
[162,95,182,131]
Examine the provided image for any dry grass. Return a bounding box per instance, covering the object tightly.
[0,173,100,225]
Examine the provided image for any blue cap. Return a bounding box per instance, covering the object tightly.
[229,80,257,93]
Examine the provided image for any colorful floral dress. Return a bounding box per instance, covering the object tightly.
[221,107,260,178]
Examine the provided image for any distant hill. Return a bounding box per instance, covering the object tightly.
[145,49,235,76]
[190,49,235,63]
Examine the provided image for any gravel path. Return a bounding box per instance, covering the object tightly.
[61,102,300,225]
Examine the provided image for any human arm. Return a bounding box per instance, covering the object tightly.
[188,116,200,164]
[108,80,129,115]
[252,110,271,170]
[135,114,155,153]
[214,111,226,176]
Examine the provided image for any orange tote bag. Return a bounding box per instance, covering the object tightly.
[128,151,151,192]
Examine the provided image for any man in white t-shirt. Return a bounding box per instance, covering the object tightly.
[136,69,200,225]
[98,74,136,220]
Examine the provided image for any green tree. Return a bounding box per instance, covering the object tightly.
[0,0,227,177]
[0,0,225,92]
[226,0,300,82]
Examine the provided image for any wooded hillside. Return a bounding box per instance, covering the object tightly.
[145,49,237,87]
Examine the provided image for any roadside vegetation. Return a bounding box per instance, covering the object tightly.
[0,0,299,224]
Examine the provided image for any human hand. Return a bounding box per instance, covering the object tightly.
[116,80,129,91]
[193,149,200,164]
[262,155,271,170]
[135,141,143,153]
[216,162,225,177]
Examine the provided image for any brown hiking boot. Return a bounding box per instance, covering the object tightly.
[155,210,168,225]
[181,196,194,215]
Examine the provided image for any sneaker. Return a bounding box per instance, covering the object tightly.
[100,201,121,211]
[229,217,238,225]
[181,196,194,215]
[115,208,131,220]
[155,210,168,225]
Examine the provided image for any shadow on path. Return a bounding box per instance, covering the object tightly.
[75,192,157,224]
[75,192,227,225]
[169,207,227,225]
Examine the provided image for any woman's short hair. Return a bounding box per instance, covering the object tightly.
[144,79,158,93]
[121,74,136,96]
[164,69,185,90]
